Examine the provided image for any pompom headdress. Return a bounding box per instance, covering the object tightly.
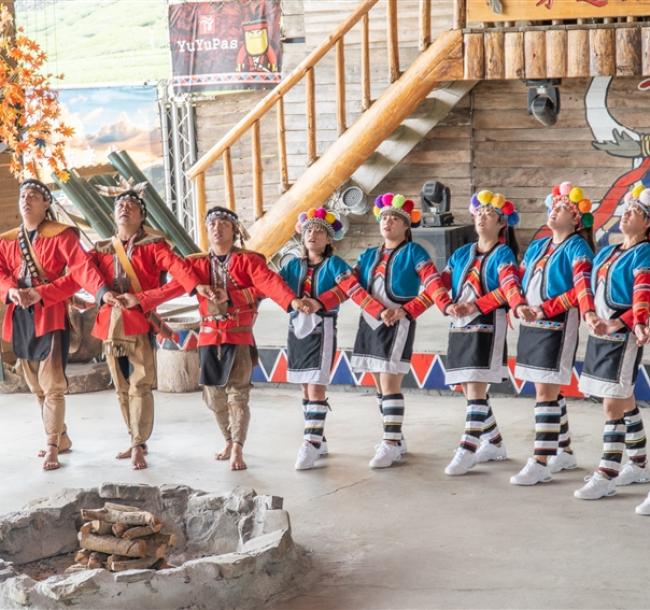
[373,193,421,227]
[623,182,650,218]
[468,190,519,227]
[544,181,593,229]
[295,207,344,241]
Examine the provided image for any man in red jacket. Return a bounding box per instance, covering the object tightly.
[133,206,307,471]
[42,184,211,470]
[0,179,112,470]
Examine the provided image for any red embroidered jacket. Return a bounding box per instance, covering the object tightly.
[0,222,107,342]
[137,248,297,347]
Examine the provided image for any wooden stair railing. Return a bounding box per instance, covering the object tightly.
[186,0,450,251]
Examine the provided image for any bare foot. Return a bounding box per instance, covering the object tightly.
[215,440,233,461]
[42,446,61,471]
[230,443,247,471]
[116,444,148,460]
[38,431,72,457]
[131,445,148,470]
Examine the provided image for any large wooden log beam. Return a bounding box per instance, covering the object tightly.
[245,29,463,258]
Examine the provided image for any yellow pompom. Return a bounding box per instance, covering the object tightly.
[569,187,583,203]
[325,212,336,224]
[578,199,591,213]
[491,194,505,209]
[632,183,645,199]
[477,190,493,205]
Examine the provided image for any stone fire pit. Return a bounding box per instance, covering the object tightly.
[0,483,304,609]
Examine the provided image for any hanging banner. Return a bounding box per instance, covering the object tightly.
[168,0,282,94]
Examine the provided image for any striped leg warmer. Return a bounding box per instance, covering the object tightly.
[597,418,626,479]
[382,393,404,442]
[624,406,647,467]
[534,400,562,461]
[304,400,329,448]
[460,398,490,452]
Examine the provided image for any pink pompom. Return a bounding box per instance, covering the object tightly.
[314,208,327,219]
[381,193,394,206]
[559,181,572,196]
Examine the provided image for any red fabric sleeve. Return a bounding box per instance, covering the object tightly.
[136,279,187,313]
[541,258,594,320]
[318,270,384,319]
[632,267,650,327]
[244,254,296,311]
[475,262,526,315]
[153,242,201,293]
[402,260,451,319]
[36,274,80,307]
[56,229,107,299]
[0,243,17,302]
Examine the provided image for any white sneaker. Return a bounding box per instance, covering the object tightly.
[400,436,407,455]
[445,448,477,476]
[475,442,507,463]
[574,471,617,500]
[548,450,578,474]
[319,440,329,456]
[616,462,650,486]
[510,458,552,486]
[369,441,402,469]
[635,492,650,515]
[295,442,320,470]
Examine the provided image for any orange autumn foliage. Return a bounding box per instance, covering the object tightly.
[0,4,71,183]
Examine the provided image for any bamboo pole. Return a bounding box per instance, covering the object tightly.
[195,173,208,251]
[525,30,546,78]
[387,0,399,82]
[361,13,371,111]
[567,29,590,77]
[223,147,235,211]
[420,0,431,50]
[546,29,567,78]
[336,39,346,135]
[504,31,525,79]
[484,31,505,79]
[616,28,641,76]
[252,120,263,220]
[590,28,616,75]
[464,33,484,79]
[306,67,317,165]
[276,97,289,192]
[187,0,380,179]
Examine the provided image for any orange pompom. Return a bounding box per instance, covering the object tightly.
[578,199,591,213]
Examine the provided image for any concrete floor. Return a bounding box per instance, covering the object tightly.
[1,386,649,609]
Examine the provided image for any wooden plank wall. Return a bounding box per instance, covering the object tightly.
[0,153,20,233]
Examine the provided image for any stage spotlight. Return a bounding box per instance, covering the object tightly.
[526,79,561,127]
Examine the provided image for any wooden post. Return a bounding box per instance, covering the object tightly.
[567,28,590,77]
[546,29,567,78]
[642,28,650,75]
[361,13,371,111]
[223,147,235,211]
[306,67,317,164]
[420,0,431,50]
[464,33,484,79]
[195,173,208,251]
[276,97,289,192]
[525,30,546,78]
[335,38,346,135]
[453,0,466,30]
[504,31,525,79]
[252,120,263,220]
[590,28,616,76]
[387,0,399,82]
[484,31,505,79]
[616,28,641,76]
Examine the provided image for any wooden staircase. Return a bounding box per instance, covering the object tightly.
[187,0,650,259]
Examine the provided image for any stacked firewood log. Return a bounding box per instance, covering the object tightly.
[66,502,175,573]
